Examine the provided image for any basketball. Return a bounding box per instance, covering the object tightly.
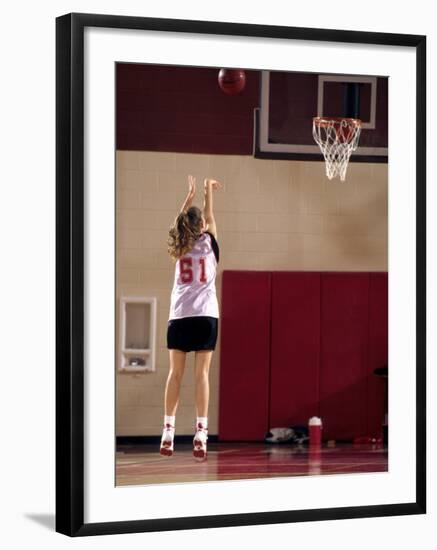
[218,68,246,95]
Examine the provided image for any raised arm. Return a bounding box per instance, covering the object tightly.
[179,175,196,214]
[203,178,221,238]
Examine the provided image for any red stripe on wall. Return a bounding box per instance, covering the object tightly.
[269,272,321,427]
[117,64,260,154]
[319,273,370,440]
[219,271,271,441]
[367,273,388,437]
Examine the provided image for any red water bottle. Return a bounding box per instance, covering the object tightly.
[309,416,323,446]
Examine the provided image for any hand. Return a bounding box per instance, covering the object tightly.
[187,174,196,197]
[204,178,222,190]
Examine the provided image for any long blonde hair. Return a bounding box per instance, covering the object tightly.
[167,206,203,261]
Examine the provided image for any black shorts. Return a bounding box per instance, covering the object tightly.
[167,316,218,352]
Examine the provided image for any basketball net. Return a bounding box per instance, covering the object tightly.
[312,117,362,181]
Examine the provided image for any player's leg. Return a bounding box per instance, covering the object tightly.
[194,350,212,417]
[193,350,213,460]
[160,349,187,456]
[165,349,187,415]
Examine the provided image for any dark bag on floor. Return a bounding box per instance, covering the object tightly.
[264,426,309,444]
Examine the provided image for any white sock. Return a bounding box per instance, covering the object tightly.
[164,415,175,427]
[196,416,208,430]
[162,416,175,443]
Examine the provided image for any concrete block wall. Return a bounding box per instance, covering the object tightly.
[116,150,388,436]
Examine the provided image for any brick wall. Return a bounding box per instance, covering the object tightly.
[117,64,259,154]
[116,150,388,436]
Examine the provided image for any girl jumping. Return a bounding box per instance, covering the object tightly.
[160,175,221,461]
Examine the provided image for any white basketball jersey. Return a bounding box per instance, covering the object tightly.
[169,232,219,320]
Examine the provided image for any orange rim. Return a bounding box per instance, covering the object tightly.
[313,116,362,129]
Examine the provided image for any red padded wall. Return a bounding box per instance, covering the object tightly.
[219,270,387,441]
[219,271,271,441]
[269,272,321,427]
[319,273,370,440]
[367,273,388,436]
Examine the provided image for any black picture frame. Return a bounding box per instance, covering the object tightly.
[56,12,426,537]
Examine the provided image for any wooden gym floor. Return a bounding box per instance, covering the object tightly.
[116,442,388,487]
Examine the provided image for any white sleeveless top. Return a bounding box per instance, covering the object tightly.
[169,231,219,321]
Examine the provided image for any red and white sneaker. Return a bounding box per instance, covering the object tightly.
[160,423,175,457]
[193,423,208,461]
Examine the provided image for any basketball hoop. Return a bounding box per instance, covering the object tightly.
[312,117,362,181]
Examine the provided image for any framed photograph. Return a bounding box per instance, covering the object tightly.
[56,12,426,536]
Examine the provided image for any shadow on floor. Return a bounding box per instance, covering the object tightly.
[24,513,55,531]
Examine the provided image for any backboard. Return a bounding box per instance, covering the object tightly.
[254,71,388,163]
